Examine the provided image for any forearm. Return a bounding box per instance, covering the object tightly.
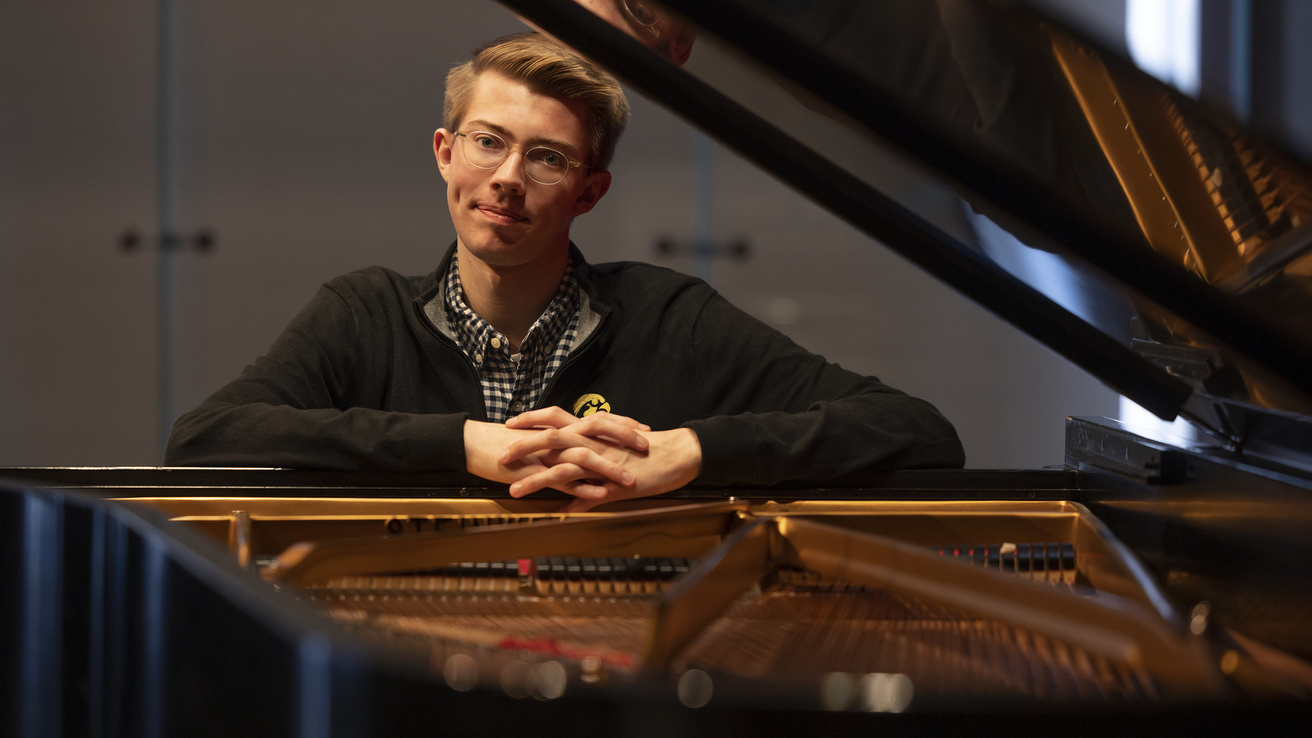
[462,419,543,484]
[166,401,468,471]
[687,394,964,486]
[679,288,964,486]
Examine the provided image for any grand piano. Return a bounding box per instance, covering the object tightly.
[5,0,1312,734]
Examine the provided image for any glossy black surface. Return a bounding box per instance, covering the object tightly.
[0,466,1078,500]
[504,0,1312,430]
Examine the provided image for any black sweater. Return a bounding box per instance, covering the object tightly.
[166,245,965,484]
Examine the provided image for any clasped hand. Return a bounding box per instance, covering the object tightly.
[463,408,701,512]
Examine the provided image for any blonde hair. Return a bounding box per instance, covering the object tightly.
[444,33,630,171]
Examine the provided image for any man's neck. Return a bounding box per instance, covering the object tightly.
[455,243,569,352]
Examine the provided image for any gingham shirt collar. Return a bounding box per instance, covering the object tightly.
[443,255,581,422]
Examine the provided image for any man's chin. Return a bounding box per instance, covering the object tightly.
[459,237,573,273]
[460,240,529,269]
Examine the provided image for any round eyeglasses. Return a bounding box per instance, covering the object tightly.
[455,130,586,186]
[620,0,663,38]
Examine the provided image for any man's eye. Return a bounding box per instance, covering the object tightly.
[473,134,501,150]
[627,1,655,24]
[532,149,566,168]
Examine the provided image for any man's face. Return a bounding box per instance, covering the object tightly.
[435,70,610,272]
[572,0,695,65]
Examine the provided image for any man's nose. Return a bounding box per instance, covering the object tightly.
[491,151,527,191]
[661,25,695,66]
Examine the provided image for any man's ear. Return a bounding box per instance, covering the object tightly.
[434,129,454,182]
[571,169,612,217]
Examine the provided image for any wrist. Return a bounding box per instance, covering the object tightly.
[663,427,703,487]
[463,420,515,481]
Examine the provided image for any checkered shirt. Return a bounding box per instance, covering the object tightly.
[443,256,581,423]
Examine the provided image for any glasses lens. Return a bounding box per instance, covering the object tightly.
[623,0,662,34]
[461,131,506,169]
[525,147,571,185]
[623,0,660,26]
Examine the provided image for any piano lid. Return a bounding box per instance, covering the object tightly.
[502,0,1312,457]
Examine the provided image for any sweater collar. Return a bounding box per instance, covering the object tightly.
[417,241,610,343]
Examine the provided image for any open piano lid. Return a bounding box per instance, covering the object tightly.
[503,0,1312,473]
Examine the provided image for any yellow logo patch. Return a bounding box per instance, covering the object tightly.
[572,393,610,417]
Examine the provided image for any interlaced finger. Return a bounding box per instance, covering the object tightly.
[510,464,611,499]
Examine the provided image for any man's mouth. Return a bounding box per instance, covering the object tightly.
[476,204,527,224]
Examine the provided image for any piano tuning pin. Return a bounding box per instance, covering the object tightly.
[1220,650,1240,675]
[529,660,567,701]
[820,672,856,711]
[500,660,533,699]
[858,673,914,713]
[580,655,605,685]
[677,669,713,708]
[1189,601,1211,635]
[442,653,478,692]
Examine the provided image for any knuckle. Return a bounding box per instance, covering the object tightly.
[550,464,582,482]
[561,447,593,465]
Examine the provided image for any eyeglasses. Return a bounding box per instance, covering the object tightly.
[455,130,585,186]
[619,0,664,38]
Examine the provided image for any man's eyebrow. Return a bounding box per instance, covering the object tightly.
[465,119,583,158]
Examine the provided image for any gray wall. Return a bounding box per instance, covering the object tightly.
[0,0,1126,470]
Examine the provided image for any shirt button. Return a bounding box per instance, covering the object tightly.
[473,353,482,363]
[490,337,502,349]
[511,401,523,411]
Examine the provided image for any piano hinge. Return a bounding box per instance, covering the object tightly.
[1178,405,1243,452]
[1065,420,1193,483]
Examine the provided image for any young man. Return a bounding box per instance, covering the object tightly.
[166,33,964,511]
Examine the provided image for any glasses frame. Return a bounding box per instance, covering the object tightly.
[619,0,663,38]
[454,130,587,186]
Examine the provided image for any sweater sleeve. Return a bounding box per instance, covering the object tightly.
[679,290,965,486]
[165,280,470,471]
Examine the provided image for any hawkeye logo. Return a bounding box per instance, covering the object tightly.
[572,393,611,417]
